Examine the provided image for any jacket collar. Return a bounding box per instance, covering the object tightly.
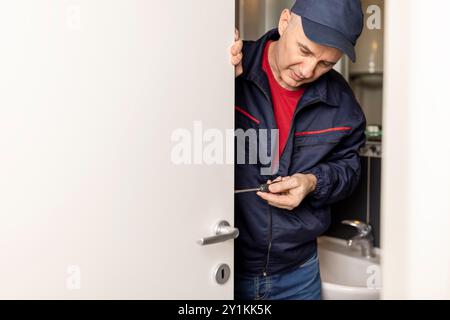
[241,29,341,108]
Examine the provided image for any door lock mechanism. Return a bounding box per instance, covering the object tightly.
[214,264,231,284]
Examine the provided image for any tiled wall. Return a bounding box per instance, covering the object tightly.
[326,153,382,248]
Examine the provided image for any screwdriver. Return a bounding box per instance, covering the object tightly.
[234,180,282,194]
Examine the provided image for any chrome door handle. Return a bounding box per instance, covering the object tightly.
[198,221,239,246]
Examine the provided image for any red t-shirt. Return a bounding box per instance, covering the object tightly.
[262,41,305,158]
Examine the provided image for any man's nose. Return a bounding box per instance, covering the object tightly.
[299,62,316,79]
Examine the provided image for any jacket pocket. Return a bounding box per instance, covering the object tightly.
[290,129,351,171]
[235,106,261,129]
[296,126,352,137]
[294,127,351,148]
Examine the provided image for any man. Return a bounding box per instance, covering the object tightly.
[232,0,366,300]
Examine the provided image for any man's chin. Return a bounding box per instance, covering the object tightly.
[285,73,307,86]
[294,77,315,87]
[286,77,306,89]
[281,74,309,90]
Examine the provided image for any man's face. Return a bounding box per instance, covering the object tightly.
[273,12,343,90]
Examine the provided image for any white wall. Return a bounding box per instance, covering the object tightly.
[237,0,295,40]
[265,0,295,31]
[382,0,450,299]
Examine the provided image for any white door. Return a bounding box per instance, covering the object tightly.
[0,0,235,299]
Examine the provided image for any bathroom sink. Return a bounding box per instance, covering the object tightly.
[318,236,382,300]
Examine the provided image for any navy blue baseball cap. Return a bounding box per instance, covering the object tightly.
[291,0,364,62]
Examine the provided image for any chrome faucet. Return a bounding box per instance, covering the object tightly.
[341,220,375,258]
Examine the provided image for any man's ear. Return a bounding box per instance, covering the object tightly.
[278,9,291,37]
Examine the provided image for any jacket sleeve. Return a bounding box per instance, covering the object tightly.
[303,113,367,208]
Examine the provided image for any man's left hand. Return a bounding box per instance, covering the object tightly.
[256,174,317,211]
[231,29,243,77]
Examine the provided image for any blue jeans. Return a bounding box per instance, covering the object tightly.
[234,252,321,300]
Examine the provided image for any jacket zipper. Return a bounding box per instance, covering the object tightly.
[252,78,321,276]
[262,206,273,276]
[252,81,275,277]
[261,98,320,277]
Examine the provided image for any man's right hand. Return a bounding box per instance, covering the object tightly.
[231,29,243,77]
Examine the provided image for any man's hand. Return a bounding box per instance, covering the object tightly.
[231,29,243,77]
[256,174,317,211]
